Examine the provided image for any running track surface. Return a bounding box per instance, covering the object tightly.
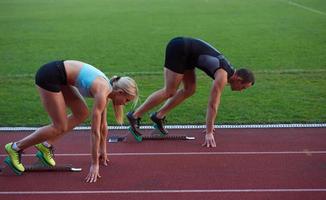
[0,128,325,200]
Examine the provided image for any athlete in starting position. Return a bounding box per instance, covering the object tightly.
[4,60,138,183]
[126,37,255,147]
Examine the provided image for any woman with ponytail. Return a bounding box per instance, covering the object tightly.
[4,60,138,183]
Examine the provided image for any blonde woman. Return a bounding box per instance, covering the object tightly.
[4,60,138,183]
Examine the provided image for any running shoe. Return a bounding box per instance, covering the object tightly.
[150,112,168,136]
[35,143,56,167]
[4,142,25,172]
[126,111,143,142]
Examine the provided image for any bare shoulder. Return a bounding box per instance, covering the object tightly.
[213,69,228,86]
[91,77,111,96]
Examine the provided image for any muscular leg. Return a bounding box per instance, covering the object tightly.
[156,69,196,118]
[47,86,89,143]
[16,86,68,150]
[133,68,183,118]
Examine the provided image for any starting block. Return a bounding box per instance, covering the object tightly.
[143,135,195,140]
[108,134,195,143]
[2,154,82,176]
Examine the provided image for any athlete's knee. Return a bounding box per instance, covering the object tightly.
[78,108,89,122]
[163,88,177,98]
[184,85,196,97]
[73,107,89,123]
[52,122,68,135]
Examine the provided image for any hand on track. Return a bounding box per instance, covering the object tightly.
[202,133,216,148]
[85,164,101,183]
[99,153,110,166]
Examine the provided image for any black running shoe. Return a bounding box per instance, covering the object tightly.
[150,112,168,136]
[126,111,143,142]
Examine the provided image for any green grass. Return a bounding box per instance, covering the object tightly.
[0,0,325,126]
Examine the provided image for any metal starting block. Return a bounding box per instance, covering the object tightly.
[1,156,82,176]
[108,134,195,143]
[143,135,195,140]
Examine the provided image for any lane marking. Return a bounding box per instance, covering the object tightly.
[1,123,326,131]
[0,188,326,194]
[288,1,326,16]
[1,151,326,157]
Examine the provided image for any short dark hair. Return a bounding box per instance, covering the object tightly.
[235,68,255,85]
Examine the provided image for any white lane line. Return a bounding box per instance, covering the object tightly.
[1,151,325,157]
[288,1,326,16]
[0,188,326,195]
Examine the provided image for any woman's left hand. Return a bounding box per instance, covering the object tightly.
[85,164,101,183]
[202,133,216,148]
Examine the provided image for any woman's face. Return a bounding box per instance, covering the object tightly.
[113,91,134,105]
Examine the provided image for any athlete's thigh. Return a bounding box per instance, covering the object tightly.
[164,68,184,92]
[182,69,196,89]
[60,85,88,115]
[37,86,67,125]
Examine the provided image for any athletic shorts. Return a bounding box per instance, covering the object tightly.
[164,37,195,74]
[35,60,67,92]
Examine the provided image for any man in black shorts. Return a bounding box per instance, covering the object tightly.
[127,37,255,147]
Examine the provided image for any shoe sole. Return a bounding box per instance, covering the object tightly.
[4,156,23,175]
[36,151,54,167]
[153,124,168,136]
[128,127,143,142]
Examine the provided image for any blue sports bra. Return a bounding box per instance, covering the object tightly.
[75,63,112,97]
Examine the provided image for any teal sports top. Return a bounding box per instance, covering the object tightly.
[75,64,112,97]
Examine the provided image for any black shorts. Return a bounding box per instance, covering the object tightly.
[35,60,67,92]
[164,37,195,74]
[164,37,234,79]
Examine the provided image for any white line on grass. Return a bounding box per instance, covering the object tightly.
[0,188,326,195]
[288,1,326,16]
[0,151,325,157]
[1,123,325,131]
[1,68,326,78]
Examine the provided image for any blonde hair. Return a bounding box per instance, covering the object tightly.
[110,76,139,124]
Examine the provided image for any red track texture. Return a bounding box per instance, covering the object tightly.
[0,127,325,200]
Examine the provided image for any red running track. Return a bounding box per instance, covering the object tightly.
[0,128,325,200]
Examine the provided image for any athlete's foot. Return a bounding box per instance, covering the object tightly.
[35,143,56,167]
[4,142,25,172]
[150,112,168,136]
[126,111,143,142]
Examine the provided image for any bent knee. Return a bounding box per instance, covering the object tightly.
[163,88,177,98]
[79,109,89,121]
[52,123,68,135]
[184,86,196,97]
[74,108,89,123]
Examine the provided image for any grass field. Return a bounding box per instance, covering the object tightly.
[0,0,325,126]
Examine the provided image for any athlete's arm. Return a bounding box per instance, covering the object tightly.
[203,69,227,147]
[85,90,107,183]
[99,105,109,166]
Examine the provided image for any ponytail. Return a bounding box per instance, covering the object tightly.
[110,76,139,124]
[113,104,124,125]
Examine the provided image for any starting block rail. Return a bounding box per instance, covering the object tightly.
[1,156,82,175]
[108,134,195,143]
[142,135,195,140]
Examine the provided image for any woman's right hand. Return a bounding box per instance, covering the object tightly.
[99,152,110,166]
[85,163,101,183]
